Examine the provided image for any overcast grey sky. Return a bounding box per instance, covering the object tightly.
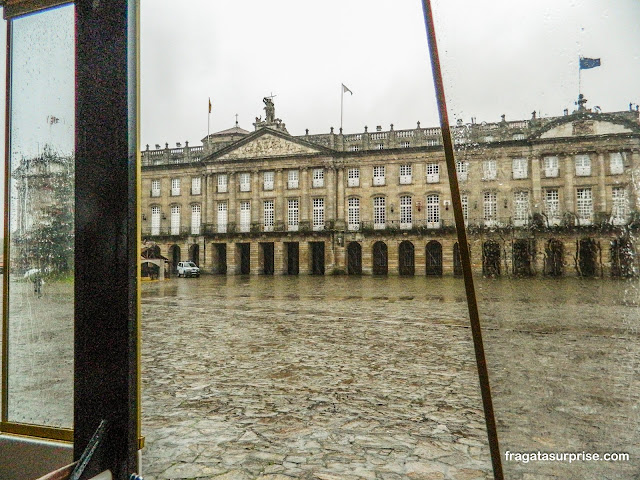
[140,0,640,147]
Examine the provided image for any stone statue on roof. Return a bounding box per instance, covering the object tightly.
[263,97,275,123]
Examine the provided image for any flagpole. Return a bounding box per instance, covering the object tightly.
[208,98,211,139]
[578,56,582,98]
[340,85,344,132]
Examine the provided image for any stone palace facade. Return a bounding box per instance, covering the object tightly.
[140,97,640,277]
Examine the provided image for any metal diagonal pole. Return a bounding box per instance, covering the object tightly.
[420,1,504,478]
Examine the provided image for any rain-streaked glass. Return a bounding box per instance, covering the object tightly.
[432,0,640,477]
[7,4,74,428]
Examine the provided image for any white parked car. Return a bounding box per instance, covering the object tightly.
[176,261,200,278]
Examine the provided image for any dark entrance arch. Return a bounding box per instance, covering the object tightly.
[310,242,325,275]
[238,243,250,275]
[261,242,275,275]
[577,238,599,277]
[169,244,181,275]
[372,241,388,275]
[189,244,200,267]
[544,239,564,276]
[286,242,299,275]
[213,243,227,274]
[610,237,635,277]
[347,242,362,275]
[512,239,533,276]
[399,241,415,276]
[426,241,443,276]
[482,240,501,277]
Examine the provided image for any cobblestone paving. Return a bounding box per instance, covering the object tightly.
[140,276,640,480]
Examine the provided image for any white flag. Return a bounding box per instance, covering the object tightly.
[342,83,353,95]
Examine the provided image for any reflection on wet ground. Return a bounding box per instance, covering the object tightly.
[141,276,640,480]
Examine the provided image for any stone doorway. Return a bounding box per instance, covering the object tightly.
[372,241,388,275]
[426,240,443,276]
[398,240,415,276]
[347,242,362,275]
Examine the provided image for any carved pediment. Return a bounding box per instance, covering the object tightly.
[217,132,323,160]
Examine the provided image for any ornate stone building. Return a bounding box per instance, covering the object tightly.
[140,97,640,277]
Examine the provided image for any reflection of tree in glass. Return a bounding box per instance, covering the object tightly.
[13,144,74,276]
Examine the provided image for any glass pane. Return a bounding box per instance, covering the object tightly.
[7,4,74,428]
[140,1,493,478]
[432,0,640,477]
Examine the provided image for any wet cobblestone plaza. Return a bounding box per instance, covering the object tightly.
[139,276,640,480]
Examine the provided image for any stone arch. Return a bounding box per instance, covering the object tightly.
[398,240,415,276]
[426,240,443,276]
[189,243,200,267]
[544,239,564,276]
[347,242,362,275]
[512,239,534,276]
[372,241,388,275]
[576,238,599,277]
[483,240,501,277]
[169,244,181,275]
[610,237,636,277]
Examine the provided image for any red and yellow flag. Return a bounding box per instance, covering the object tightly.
[208,98,212,114]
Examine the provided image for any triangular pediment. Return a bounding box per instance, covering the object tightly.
[214,129,329,161]
[534,113,639,140]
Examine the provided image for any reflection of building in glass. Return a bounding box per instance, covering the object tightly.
[141,98,640,277]
[12,146,74,274]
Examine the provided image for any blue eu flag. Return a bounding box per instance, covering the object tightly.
[579,57,601,70]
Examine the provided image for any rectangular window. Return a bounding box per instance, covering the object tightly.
[263,171,274,191]
[191,204,201,234]
[288,169,299,189]
[239,201,251,232]
[400,195,412,229]
[426,163,439,183]
[373,196,386,229]
[461,194,468,223]
[576,187,593,225]
[456,161,468,181]
[483,160,497,180]
[171,204,181,235]
[376,143,384,150]
[399,164,412,185]
[612,186,628,225]
[151,205,161,235]
[544,156,559,178]
[575,154,591,176]
[610,152,624,175]
[287,198,299,231]
[348,197,360,231]
[217,173,228,193]
[191,176,201,195]
[373,166,385,186]
[347,167,360,187]
[151,179,161,197]
[483,191,497,226]
[217,202,228,233]
[263,200,274,231]
[544,189,560,226]
[239,172,251,192]
[349,145,360,152]
[513,191,529,226]
[427,194,440,228]
[171,178,181,196]
[512,158,528,179]
[313,197,325,230]
[401,141,410,148]
[312,168,324,188]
